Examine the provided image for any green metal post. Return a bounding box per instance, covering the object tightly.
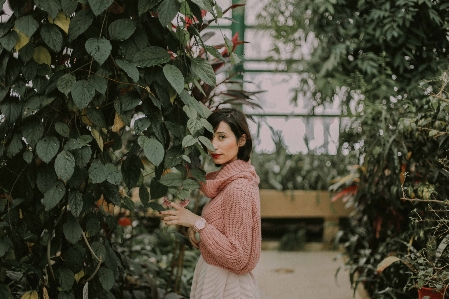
[230,0,245,80]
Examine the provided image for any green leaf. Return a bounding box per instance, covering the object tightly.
[63,217,82,244]
[98,267,114,291]
[40,24,63,52]
[37,165,58,194]
[139,186,150,207]
[134,117,151,134]
[204,45,225,61]
[138,136,165,166]
[115,59,139,82]
[36,136,60,163]
[35,0,61,18]
[85,38,112,66]
[198,136,214,151]
[182,179,200,190]
[57,73,76,95]
[55,122,70,138]
[105,163,122,185]
[157,0,181,27]
[66,245,84,274]
[0,31,18,52]
[86,107,106,128]
[68,10,94,42]
[102,182,121,205]
[68,189,83,217]
[190,0,213,11]
[191,57,216,86]
[87,217,100,236]
[18,38,34,62]
[138,0,161,15]
[429,130,438,137]
[189,169,206,182]
[33,46,51,65]
[43,181,65,211]
[6,134,22,158]
[22,119,44,147]
[0,236,12,257]
[122,196,135,211]
[61,0,78,15]
[88,0,114,16]
[89,74,108,94]
[182,135,197,147]
[1,100,22,123]
[122,154,143,188]
[119,94,141,111]
[163,64,184,94]
[132,46,171,67]
[200,118,213,133]
[23,151,33,164]
[71,80,95,109]
[183,105,198,119]
[109,19,136,41]
[187,118,202,134]
[89,160,107,184]
[91,242,107,262]
[57,267,75,291]
[159,172,183,187]
[15,16,39,37]
[64,138,88,151]
[73,146,92,168]
[55,150,75,182]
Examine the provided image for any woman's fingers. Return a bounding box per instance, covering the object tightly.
[170,201,182,209]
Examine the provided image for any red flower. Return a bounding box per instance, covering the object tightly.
[180,199,189,208]
[118,217,132,227]
[163,197,172,208]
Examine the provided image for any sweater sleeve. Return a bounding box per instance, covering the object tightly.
[199,180,259,274]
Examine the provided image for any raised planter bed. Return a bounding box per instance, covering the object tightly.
[259,190,353,243]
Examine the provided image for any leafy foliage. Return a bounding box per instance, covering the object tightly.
[0,0,232,297]
[258,0,449,298]
[252,129,356,191]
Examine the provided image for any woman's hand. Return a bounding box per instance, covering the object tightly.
[160,201,201,228]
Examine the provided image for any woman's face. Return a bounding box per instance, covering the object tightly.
[209,121,244,165]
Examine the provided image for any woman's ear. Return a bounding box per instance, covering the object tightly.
[238,134,247,147]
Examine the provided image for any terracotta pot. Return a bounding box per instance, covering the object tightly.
[418,287,444,299]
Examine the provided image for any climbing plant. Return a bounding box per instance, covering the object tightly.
[0,0,234,298]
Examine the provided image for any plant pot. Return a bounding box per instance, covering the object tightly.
[418,287,444,299]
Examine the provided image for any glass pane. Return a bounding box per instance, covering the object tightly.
[244,29,275,60]
[249,116,340,154]
[245,0,270,25]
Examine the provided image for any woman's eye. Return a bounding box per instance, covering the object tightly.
[219,135,225,140]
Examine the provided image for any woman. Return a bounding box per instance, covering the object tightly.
[160,108,262,299]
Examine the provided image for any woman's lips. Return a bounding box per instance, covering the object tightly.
[211,154,221,159]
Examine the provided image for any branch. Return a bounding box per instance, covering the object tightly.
[81,231,103,282]
[402,197,449,206]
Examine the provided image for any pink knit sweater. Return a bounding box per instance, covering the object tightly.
[198,159,261,274]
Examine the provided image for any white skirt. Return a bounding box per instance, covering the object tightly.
[190,256,261,299]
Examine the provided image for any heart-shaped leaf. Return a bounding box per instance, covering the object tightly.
[36,136,60,163]
[88,0,114,16]
[85,38,112,65]
[55,150,75,182]
[43,181,65,211]
[138,136,164,166]
[108,19,136,41]
[71,80,95,109]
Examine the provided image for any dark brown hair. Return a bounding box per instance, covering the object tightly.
[204,108,252,162]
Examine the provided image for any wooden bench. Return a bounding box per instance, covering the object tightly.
[259,190,353,243]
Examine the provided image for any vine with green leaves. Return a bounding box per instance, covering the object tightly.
[0,0,243,298]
